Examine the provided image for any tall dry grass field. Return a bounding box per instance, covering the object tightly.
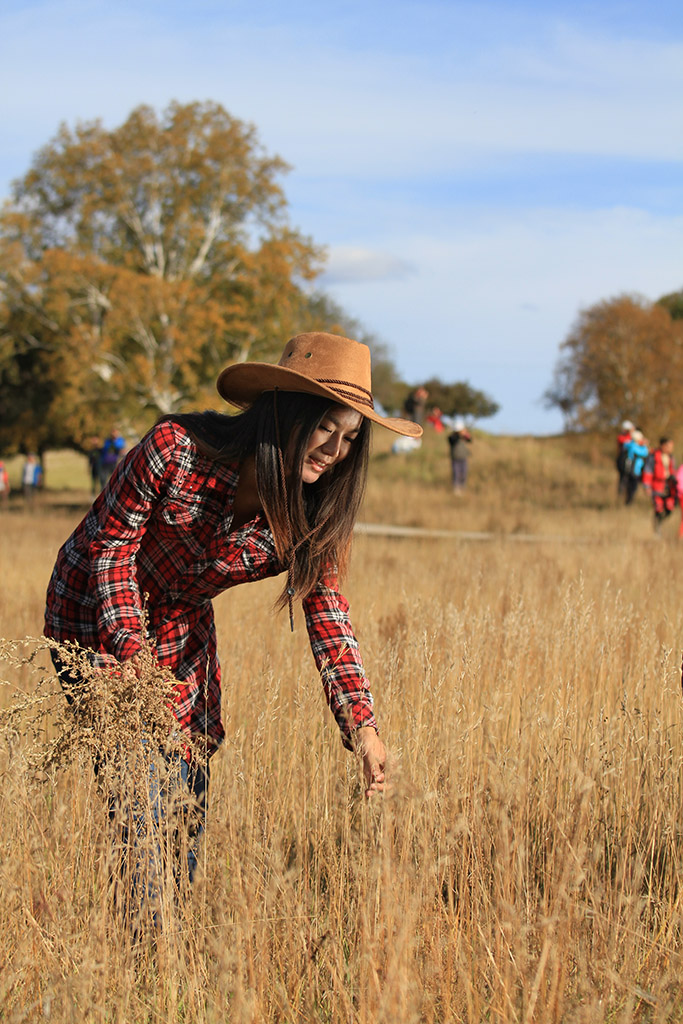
[2,432,683,1022]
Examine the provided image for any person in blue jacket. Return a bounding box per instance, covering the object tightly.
[100,429,126,486]
[623,429,649,505]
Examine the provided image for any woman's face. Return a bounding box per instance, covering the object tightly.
[300,404,363,484]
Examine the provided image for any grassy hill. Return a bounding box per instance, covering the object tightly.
[3,425,662,543]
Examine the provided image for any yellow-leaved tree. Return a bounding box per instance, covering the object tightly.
[0,101,322,453]
[544,294,683,436]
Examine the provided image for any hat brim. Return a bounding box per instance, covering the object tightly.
[216,363,423,438]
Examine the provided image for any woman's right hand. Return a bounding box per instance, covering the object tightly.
[354,726,387,799]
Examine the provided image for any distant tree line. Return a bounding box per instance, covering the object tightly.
[0,101,499,456]
[545,290,683,436]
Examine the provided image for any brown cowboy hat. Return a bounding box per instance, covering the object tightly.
[216,332,423,438]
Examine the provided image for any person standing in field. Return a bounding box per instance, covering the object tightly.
[0,459,9,509]
[676,463,683,539]
[22,454,43,508]
[447,418,472,495]
[44,332,422,909]
[643,437,677,534]
[86,436,103,497]
[403,386,428,425]
[99,429,126,486]
[426,406,445,432]
[622,429,649,506]
[616,420,634,496]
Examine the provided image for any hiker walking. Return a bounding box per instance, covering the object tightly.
[622,430,649,505]
[44,332,421,912]
[643,437,677,533]
[447,418,472,494]
[616,420,634,496]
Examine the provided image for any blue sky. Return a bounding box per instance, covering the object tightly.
[2,0,683,433]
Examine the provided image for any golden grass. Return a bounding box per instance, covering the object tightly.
[2,435,683,1021]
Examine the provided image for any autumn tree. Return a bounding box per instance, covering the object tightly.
[417,377,500,420]
[544,294,683,434]
[658,289,683,321]
[0,101,321,452]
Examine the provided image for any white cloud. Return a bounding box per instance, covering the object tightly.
[321,246,416,284]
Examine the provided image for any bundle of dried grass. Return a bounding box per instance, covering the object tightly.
[0,632,207,937]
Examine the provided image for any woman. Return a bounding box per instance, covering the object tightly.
[44,332,421,895]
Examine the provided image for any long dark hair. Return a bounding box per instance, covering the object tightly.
[161,391,371,605]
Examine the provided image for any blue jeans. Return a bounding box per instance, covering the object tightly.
[128,749,208,887]
[451,458,468,489]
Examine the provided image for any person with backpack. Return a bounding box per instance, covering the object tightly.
[616,420,634,496]
[447,418,472,494]
[622,429,649,505]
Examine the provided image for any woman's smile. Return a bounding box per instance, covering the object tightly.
[307,454,331,473]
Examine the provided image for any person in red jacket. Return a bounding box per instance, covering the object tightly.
[676,464,683,539]
[0,459,9,509]
[426,406,445,432]
[642,437,677,533]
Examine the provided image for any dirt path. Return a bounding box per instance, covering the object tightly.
[355,522,603,544]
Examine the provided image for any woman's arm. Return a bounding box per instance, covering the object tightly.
[87,421,180,660]
[305,573,395,794]
[302,571,387,795]
[302,573,377,741]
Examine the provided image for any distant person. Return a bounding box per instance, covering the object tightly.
[0,459,9,510]
[426,406,445,433]
[676,463,683,539]
[447,418,472,494]
[403,386,428,425]
[86,437,103,496]
[622,430,649,506]
[22,454,43,507]
[616,420,634,496]
[643,437,677,533]
[100,430,126,486]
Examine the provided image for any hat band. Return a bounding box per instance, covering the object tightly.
[316,378,374,410]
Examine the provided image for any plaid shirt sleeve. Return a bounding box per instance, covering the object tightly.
[302,570,377,748]
[88,422,177,661]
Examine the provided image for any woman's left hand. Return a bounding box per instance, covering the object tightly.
[354,726,387,798]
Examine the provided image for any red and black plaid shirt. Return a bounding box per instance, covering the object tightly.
[44,421,377,754]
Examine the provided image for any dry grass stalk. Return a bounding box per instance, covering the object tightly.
[0,632,208,969]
